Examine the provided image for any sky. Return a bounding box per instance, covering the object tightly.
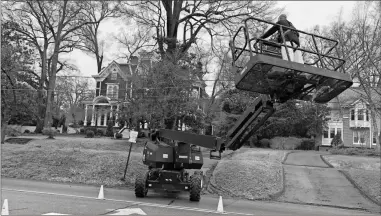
[63,1,356,95]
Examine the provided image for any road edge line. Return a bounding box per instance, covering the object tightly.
[1,188,253,216]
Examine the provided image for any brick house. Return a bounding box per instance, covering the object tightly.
[81,51,207,131]
[317,87,381,148]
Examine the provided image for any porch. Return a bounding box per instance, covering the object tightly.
[83,96,120,127]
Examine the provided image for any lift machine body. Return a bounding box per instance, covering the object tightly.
[134,17,353,201]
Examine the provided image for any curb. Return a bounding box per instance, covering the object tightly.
[270,150,294,201]
[338,170,381,207]
[320,155,381,207]
[274,200,370,212]
[319,155,334,168]
[281,150,295,164]
[269,165,286,200]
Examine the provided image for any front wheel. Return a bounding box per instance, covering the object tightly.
[189,173,202,201]
[135,171,148,198]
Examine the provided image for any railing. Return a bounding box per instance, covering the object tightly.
[230,17,346,72]
[350,120,371,128]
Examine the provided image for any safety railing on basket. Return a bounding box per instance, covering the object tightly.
[229,17,346,73]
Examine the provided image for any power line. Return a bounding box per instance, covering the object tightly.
[23,74,367,84]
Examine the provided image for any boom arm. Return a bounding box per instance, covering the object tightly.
[155,95,275,159]
[225,95,275,150]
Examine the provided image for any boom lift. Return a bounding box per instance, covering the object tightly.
[134,18,353,201]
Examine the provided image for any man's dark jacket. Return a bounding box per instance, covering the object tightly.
[261,19,300,46]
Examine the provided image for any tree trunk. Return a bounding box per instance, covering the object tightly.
[44,38,61,128]
[1,119,8,144]
[35,41,49,133]
[35,118,44,133]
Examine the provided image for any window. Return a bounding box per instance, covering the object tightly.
[337,128,342,138]
[373,132,378,144]
[96,82,101,96]
[366,110,369,121]
[353,131,366,144]
[323,129,329,138]
[357,109,364,120]
[351,109,355,120]
[330,128,335,139]
[353,131,359,143]
[111,69,117,80]
[107,84,118,99]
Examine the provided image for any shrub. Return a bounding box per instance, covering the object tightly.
[80,128,85,134]
[297,139,315,150]
[78,120,84,126]
[257,138,271,148]
[24,129,30,134]
[105,120,114,137]
[86,130,95,138]
[42,128,57,139]
[5,127,21,136]
[331,133,343,147]
[115,133,123,139]
[329,147,381,157]
[96,129,104,136]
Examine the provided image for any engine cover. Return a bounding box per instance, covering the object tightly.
[142,141,203,169]
[143,141,174,168]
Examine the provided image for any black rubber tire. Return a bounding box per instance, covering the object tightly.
[135,171,148,198]
[189,173,202,201]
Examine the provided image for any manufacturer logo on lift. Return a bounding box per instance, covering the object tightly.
[240,66,247,75]
[179,155,188,159]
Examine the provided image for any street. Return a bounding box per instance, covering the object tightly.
[1,178,377,216]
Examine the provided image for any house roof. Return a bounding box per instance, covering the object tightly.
[329,87,381,109]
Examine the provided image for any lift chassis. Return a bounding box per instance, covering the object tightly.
[134,17,353,201]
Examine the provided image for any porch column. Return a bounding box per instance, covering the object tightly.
[109,105,113,125]
[103,110,108,126]
[91,105,95,126]
[97,110,102,126]
[84,105,88,126]
[114,104,119,127]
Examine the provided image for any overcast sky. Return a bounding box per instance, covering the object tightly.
[64,1,356,94]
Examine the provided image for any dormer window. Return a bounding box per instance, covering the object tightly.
[111,68,117,80]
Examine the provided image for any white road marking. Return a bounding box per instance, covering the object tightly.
[2,188,253,215]
[42,213,70,215]
[106,208,146,215]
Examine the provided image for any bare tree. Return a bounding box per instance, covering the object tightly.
[3,1,97,131]
[314,1,381,149]
[123,0,279,59]
[55,75,93,124]
[24,0,97,128]
[114,24,156,62]
[77,1,121,73]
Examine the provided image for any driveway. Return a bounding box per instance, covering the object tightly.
[279,151,380,213]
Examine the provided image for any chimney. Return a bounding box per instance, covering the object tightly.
[130,56,138,65]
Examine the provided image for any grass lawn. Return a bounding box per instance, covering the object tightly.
[1,136,148,188]
[210,148,287,200]
[323,155,381,203]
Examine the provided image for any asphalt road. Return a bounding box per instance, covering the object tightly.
[280,151,380,213]
[1,178,377,216]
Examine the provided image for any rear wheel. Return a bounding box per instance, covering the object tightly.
[189,173,202,201]
[135,171,148,198]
